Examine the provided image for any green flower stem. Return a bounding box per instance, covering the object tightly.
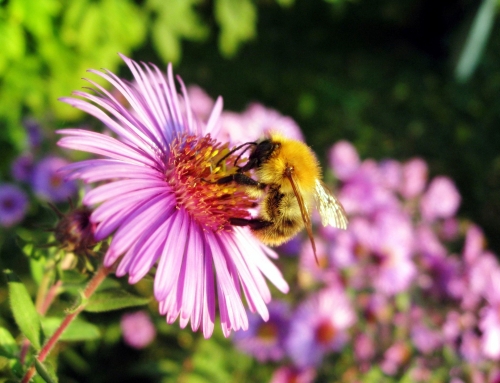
[21,264,112,383]
[20,270,61,365]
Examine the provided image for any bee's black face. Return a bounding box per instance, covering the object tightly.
[239,139,279,172]
[251,140,279,166]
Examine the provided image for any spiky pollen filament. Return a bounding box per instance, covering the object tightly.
[167,134,256,232]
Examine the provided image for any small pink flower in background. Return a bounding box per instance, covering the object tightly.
[479,267,500,360]
[420,176,461,222]
[370,210,416,295]
[328,140,360,181]
[460,330,484,363]
[326,228,357,269]
[186,85,215,122]
[379,159,402,191]
[411,323,442,354]
[220,103,303,144]
[415,224,447,259]
[121,311,156,349]
[58,55,289,338]
[400,158,428,199]
[480,305,500,360]
[285,285,354,368]
[463,224,486,264]
[353,333,375,363]
[0,184,29,227]
[298,236,341,286]
[11,154,34,183]
[32,156,77,203]
[233,301,290,362]
[380,341,411,375]
[338,160,398,216]
[440,217,460,240]
[270,365,316,383]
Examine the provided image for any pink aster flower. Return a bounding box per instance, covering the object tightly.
[328,140,360,181]
[57,54,289,338]
[270,365,316,383]
[233,301,290,362]
[284,284,355,367]
[32,156,77,202]
[400,158,427,199]
[0,183,29,227]
[185,85,215,122]
[219,103,303,144]
[121,311,156,349]
[11,154,34,182]
[420,176,461,222]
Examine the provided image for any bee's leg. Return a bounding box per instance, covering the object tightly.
[214,173,266,189]
[229,217,272,230]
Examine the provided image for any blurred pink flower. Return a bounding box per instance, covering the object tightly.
[186,85,215,122]
[463,225,486,264]
[220,103,303,144]
[270,366,316,383]
[354,333,375,362]
[121,311,156,349]
[285,285,354,367]
[338,160,398,216]
[11,154,34,182]
[32,156,77,202]
[370,210,416,295]
[379,159,402,191]
[420,176,461,222]
[411,323,442,354]
[400,158,427,199]
[381,342,411,375]
[0,183,29,227]
[233,301,290,362]
[328,140,360,181]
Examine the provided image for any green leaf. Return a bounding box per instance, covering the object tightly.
[41,317,100,342]
[148,0,208,63]
[84,289,150,313]
[4,270,43,350]
[0,327,18,358]
[215,0,256,57]
[35,359,58,383]
[455,0,497,82]
[30,256,46,287]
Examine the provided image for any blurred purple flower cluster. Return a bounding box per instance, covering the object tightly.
[180,82,500,381]
[1,119,77,228]
[234,138,499,381]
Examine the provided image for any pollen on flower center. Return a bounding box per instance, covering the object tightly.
[166,134,256,231]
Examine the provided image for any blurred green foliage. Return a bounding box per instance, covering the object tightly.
[0,0,262,153]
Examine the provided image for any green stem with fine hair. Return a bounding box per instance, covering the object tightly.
[21,264,112,383]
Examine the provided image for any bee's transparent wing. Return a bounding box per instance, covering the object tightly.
[314,179,348,229]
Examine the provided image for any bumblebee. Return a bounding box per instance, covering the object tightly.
[216,133,348,260]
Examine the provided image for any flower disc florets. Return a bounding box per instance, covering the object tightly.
[167,134,255,231]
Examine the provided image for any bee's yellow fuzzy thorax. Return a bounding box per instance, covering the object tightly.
[257,133,320,196]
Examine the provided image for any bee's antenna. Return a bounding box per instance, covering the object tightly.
[215,141,257,169]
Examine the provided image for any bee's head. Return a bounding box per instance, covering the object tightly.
[239,139,280,172]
